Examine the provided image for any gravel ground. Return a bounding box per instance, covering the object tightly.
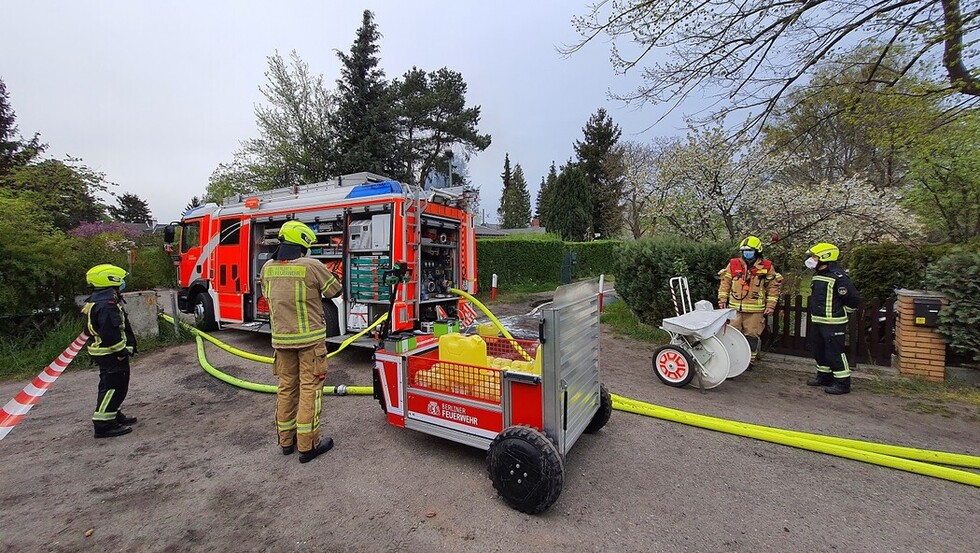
[1,294,978,553]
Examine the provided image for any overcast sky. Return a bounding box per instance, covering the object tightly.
[2,1,689,224]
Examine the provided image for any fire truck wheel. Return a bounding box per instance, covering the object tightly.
[653,344,695,387]
[322,300,340,337]
[192,292,218,331]
[486,425,564,514]
[583,384,612,434]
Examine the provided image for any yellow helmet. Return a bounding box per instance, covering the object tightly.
[86,264,128,288]
[739,235,763,253]
[278,220,316,248]
[807,242,840,262]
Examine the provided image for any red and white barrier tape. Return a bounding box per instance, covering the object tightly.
[0,332,88,441]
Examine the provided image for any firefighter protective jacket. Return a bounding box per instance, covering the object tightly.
[808,261,861,325]
[81,288,137,357]
[260,257,342,348]
[718,258,783,312]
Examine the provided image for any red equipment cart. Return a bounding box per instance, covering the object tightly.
[372,280,611,514]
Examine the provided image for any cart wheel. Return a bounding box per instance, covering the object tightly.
[486,425,564,514]
[653,345,695,387]
[583,384,612,434]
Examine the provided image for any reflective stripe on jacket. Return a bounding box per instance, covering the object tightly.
[717,258,783,312]
[808,262,861,325]
[82,288,136,357]
[260,257,342,349]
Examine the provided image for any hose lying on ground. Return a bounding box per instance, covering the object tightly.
[162,306,980,486]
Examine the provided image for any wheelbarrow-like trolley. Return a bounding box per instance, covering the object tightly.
[652,277,752,389]
[373,280,611,514]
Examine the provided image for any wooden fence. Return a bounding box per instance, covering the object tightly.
[764,294,896,366]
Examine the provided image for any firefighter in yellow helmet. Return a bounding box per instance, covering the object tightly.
[717,236,783,364]
[805,242,861,394]
[260,220,343,463]
[83,264,138,438]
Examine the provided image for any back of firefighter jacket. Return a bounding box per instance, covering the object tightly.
[260,256,342,348]
[81,288,137,356]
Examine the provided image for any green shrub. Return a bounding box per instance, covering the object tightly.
[925,251,980,362]
[476,237,564,291]
[613,237,731,325]
[567,240,618,279]
[848,243,951,300]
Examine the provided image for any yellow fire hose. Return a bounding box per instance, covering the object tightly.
[161,295,980,487]
[450,288,533,362]
[160,313,377,395]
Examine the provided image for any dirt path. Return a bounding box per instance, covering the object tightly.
[1,295,978,552]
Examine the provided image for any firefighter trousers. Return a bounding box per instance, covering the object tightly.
[92,354,130,426]
[273,343,328,453]
[730,311,765,359]
[813,323,851,379]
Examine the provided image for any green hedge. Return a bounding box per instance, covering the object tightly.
[475,235,620,292]
[476,237,564,291]
[613,237,732,325]
[568,240,618,279]
[848,243,951,300]
[925,250,980,362]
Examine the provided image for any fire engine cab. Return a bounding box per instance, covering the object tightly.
[164,172,478,344]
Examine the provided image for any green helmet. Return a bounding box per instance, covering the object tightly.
[807,242,840,262]
[86,264,128,288]
[740,235,763,253]
[278,220,316,248]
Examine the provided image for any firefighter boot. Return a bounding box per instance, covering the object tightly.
[282,444,295,455]
[299,437,334,464]
[116,411,137,425]
[94,421,132,439]
[806,372,834,387]
[825,377,851,395]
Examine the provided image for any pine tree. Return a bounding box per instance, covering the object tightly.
[548,165,593,241]
[502,164,531,228]
[331,10,398,177]
[496,153,513,224]
[109,192,153,223]
[185,196,203,213]
[574,108,624,239]
[0,78,45,178]
[536,161,558,229]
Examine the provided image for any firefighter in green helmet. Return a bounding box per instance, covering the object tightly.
[805,242,861,395]
[82,264,138,438]
[260,220,343,463]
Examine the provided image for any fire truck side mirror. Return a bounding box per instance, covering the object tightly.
[163,224,177,245]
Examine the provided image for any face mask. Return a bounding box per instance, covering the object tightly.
[742,250,756,261]
[804,257,818,270]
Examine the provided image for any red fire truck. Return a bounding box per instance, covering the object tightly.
[164,172,478,343]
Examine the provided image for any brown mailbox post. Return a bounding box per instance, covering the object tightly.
[895,289,948,382]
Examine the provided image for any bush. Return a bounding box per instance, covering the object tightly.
[848,243,951,300]
[476,237,564,291]
[613,237,731,325]
[567,240,618,279]
[925,251,980,362]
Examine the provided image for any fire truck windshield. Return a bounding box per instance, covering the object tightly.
[181,221,201,253]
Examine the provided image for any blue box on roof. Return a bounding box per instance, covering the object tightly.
[347,180,402,199]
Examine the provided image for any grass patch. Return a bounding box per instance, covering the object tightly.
[863,376,980,409]
[0,315,193,382]
[599,299,669,343]
[902,401,956,418]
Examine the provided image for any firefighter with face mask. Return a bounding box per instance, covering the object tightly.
[83,264,138,438]
[805,242,861,394]
[718,236,783,363]
[260,220,343,463]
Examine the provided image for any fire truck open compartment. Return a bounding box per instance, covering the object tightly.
[166,172,478,344]
[373,280,612,514]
